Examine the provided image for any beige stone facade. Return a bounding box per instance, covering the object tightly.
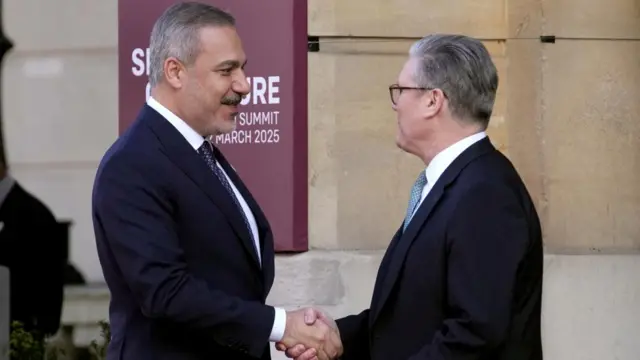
[3,0,640,359]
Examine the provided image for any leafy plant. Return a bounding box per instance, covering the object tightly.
[87,320,111,360]
[7,320,110,360]
[8,321,63,360]
[8,321,45,360]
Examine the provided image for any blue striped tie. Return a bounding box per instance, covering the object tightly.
[403,171,427,231]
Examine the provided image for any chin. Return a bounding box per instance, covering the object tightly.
[225,118,237,132]
[395,133,407,151]
[217,124,236,136]
[210,117,236,136]
[396,136,417,156]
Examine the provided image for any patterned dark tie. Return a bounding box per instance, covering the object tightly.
[403,171,428,231]
[198,141,258,252]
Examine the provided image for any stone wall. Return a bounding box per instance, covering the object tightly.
[300,1,640,359]
[2,0,640,359]
[307,0,640,252]
[3,0,118,281]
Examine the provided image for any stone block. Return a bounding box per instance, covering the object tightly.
[308,39,509,250]
[508,0,543,38]
[542,254,640,360]
[308,0,506,38]
[62,286,110,325]
[503,39,545,212]
[308,0,335,36]
[4,0,117,52]
[2,51,118,165]
[308,40,418,250]
[543,0,640,39]
[267,251,383,307]
[541,40,640,251]
[0,267,8,360]
[484,41,509,154]
[308,52,339,249]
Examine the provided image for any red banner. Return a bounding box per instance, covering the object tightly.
[118,0,308,251]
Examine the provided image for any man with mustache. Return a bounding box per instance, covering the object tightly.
[92,2,340,359]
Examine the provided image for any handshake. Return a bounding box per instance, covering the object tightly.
[276,307,343,360]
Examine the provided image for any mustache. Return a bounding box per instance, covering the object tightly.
[221,93,243,106]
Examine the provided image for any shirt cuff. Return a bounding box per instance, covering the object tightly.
[269,307,287,342]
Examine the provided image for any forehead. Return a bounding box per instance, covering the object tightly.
[197,26,246,63]
[397,57,418,85]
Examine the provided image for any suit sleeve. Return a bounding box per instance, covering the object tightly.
[336,309,371,360]
[93,153,274,358]
[408,182,530,360]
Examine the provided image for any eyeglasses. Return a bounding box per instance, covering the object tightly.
[388,84,441,105]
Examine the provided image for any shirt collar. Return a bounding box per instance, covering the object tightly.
[147,96,205,151]
[424,131,487,185]
[0,174,16,208]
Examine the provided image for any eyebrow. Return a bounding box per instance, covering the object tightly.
[216,59,247,70]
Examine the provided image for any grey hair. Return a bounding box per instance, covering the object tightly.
[149,2,235,87]
[409,34,498,127]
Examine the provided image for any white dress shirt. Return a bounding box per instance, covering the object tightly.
[147,97,287,342]
[413,131,487,215]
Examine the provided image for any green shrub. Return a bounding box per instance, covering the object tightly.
[7,320,111,360]
[8,321,52,360]
[87,320,111,360]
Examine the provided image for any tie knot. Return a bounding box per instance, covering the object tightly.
[198,141,217,163]
[198,140,213,155]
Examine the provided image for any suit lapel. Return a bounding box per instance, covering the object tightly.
[370,137,496,324]
[370,185,445,323]
[142,106,262,269]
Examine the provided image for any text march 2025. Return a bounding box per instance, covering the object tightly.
[131,47,283,145]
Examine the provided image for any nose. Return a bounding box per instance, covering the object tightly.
[233,74,251,96]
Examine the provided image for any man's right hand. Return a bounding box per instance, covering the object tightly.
[277,308,340,360]
[278,308,342,360]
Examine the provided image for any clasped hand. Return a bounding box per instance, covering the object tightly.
[276,308,342,360]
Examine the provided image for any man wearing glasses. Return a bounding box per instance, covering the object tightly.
[279,34,544,360]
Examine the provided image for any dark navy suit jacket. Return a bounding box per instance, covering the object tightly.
[336,137,544,360]
[92,105,277,360]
